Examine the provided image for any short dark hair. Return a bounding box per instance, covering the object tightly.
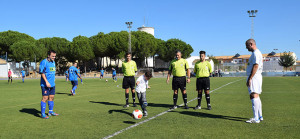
[199,51,206,55]
[246,39,256,46]
[145,71,153,78]
[175,50,181,54]
[47,50,56,56]
[126,52,132,56]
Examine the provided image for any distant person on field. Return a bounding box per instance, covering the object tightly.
[100,68,105,80]
[112,68,117,82]
[245,39,263,123]
[21,68,26,83]
[68,62,83,96]
[65,70,69,81]
[194,51,212,110]
[8,69,12,84]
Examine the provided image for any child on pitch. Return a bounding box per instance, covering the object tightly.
[135,71,153,117]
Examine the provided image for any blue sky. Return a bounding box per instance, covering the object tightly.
[1,0,299,59]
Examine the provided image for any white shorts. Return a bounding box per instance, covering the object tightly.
[247,75,262,94]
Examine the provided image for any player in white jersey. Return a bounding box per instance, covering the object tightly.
[245,39,263,123]
[135,71,152,117]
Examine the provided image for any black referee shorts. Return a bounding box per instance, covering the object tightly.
[172,76,186,91]
[122,76,135,89]
[196,77,210,91]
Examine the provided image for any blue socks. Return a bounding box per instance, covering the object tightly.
[41,101,46,114]
[22,78,24,83]
[48,101,54,114]
[72,86,77,94]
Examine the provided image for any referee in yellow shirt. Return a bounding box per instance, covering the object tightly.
[194,51,212,110]
[122,52,138,108]
[167,50,191,109]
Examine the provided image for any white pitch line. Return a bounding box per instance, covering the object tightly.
[102,78,244,139]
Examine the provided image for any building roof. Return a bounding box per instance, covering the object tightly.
[214,52,294,60]
[0,58,6,64]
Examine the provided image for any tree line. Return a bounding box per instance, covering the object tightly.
[0,30,194,73]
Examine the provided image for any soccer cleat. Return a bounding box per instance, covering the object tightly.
[132,103,137,107]
[70,90,74,96]
[48,112,59,116]
[183,105,189,109]
[143,111,148,117]
[123,104,129,108]
[170,105,178,110]
[207,104,212,110]
[41,114,49,119]
[246,118,260,123]
[194,105,201,110]
[259,116,264,121]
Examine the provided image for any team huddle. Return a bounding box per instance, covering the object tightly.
[37,39,263,123]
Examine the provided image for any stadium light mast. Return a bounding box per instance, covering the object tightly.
[125,22,133,53]
[247,10,258,38]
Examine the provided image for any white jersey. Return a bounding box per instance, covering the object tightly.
[246,49,263,77]
[135,75,148,93]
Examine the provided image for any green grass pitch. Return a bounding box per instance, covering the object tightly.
[0,77,299,138]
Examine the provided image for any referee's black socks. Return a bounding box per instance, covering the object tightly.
[132,93,136,103]
[205,94,210,105]
[183,93,187,105]
[197,93,202,106]
[125,93,129,104]
[173,94,178,106]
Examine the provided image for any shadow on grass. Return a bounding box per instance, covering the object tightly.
[173,111,248,122]
[89,101,123,106]
[56,92,72,96]
[147,103,173,108]
[108,109,132,116]
[123,121,136,124]
[19,108,40,117]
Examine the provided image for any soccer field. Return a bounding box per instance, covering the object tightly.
[0,77,299,138]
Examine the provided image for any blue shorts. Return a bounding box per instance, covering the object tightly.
[22,76,25,78]
[71,81,78,86]
[101,74,103,77]
[41,86,56,96]
[112,75,116,78]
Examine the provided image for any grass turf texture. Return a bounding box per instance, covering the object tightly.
[0,77,299,138]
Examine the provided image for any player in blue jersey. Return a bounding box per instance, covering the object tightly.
[100,68,105,80]
[65,70,69,81]
[39,50,59,119]
[21,68,26,83]
[68,62,83,96]
[112,68,117,82]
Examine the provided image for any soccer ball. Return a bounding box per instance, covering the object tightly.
[105,79,108,82]
[132,109,143,119]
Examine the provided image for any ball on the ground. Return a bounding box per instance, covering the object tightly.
[105,79,108,82]
[132,109,143,119]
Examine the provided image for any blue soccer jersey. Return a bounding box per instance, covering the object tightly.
[112,69,116,75]
[21,70,26,76]
[100,70,104,75]
[68,66,79,81]
[39,58,56,87]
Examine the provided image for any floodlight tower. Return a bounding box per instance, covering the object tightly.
[247,10,258,38]
[125,22,133,53]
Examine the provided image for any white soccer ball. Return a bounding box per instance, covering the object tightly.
[132,109,143,119]
[105,79,108,82]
